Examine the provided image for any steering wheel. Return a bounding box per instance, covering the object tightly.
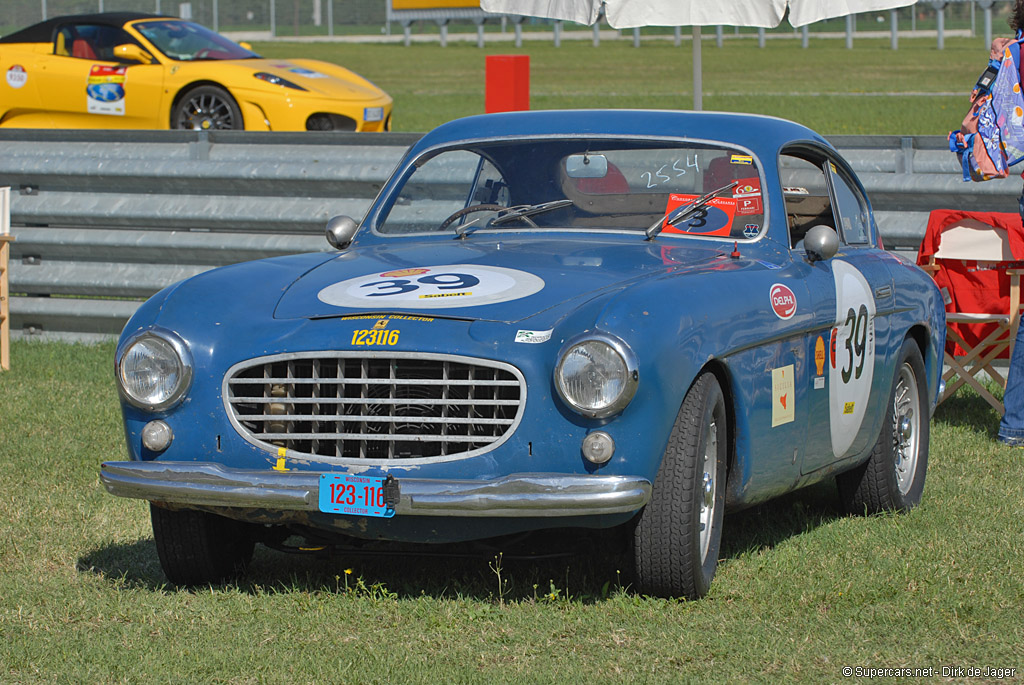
[438,204,538,231]
[439,204,505,231]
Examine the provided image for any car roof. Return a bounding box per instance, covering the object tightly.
[0,12,173,43]
[408,109,831,160]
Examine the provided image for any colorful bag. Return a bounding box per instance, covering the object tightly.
[949,32,1024,182]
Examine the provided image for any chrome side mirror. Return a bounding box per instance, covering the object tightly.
[326,215,359,250]
[804,225,839,263]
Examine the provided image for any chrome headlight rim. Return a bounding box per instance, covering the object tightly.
[554,331,639,419]
[115,328,193,412]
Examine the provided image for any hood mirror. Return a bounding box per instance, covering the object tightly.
[326,215,359,250]
[565,154,608,179]
[804,225,840,263]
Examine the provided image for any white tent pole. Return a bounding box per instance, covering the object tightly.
[692,26,702,111]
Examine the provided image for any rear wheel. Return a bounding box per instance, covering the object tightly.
[632,371,727,599]
[150,503,254,586]
[838,338,929,514]
[171,85,243,130]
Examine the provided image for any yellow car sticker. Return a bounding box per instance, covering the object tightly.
[351,328,400,346]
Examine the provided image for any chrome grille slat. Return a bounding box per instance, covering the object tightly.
[224,352,525,461]
[229,377,520,387]
[254,432,502,443]
[227,397,520,406]
[242,414,515,425]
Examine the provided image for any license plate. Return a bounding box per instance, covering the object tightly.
[364,106,384,122]
[318,473,397,518]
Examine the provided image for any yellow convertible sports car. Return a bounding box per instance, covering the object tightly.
[0,12,393,131]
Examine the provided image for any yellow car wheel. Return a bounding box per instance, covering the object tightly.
[172,85,243,130]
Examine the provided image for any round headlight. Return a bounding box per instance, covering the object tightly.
[117,331,192,411]
[555,333,638,419]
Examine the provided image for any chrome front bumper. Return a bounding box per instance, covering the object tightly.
[100,461,651,518]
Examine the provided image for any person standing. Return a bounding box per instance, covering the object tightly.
[998,0,1024,445]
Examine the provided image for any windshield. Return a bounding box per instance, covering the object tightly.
[133,20,258,61]
[376,139,766,240]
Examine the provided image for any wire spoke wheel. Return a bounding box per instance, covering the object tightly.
[892,362,921,496]
[838,338,928,514]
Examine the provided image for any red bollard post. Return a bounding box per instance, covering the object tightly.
[485,55,530,113]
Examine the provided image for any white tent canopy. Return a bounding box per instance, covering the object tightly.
[481,0,916,29]
[481,0,916,109]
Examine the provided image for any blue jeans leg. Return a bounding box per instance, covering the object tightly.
[1000,189,1024,444]
[999,321,1024,444]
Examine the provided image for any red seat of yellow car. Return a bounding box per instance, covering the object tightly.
[72,39,97,59]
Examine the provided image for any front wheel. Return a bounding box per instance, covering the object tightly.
[171,85,243,130]
[632,370,727,599]
[838,338,929,514]
[150,503,254,586]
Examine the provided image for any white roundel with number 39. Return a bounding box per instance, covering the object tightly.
[318,264,545,309]
[829,261,876,458]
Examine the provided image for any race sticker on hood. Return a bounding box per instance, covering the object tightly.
[317,264,545,310]
[6,65,27,89]
[515,329,553,344]
[290,67,327,78]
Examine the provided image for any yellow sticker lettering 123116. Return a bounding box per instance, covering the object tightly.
[351,329,400,346]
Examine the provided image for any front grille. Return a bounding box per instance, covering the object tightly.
[224,352,525,461]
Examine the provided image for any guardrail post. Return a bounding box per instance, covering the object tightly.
[898,137,915,175]
[1,187,12,371]
[189,131,211,161]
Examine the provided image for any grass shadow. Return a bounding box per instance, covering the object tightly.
[79,481,846,602]
[719,479,843,560]
[932,387,1002,438]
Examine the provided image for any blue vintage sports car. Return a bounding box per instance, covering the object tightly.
[101,110,945,598]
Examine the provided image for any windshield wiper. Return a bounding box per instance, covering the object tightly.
[489,199,573,226]
[644,181,739,241]
[455,200,573,239]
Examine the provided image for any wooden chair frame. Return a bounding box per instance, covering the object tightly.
[923,256,1023,415]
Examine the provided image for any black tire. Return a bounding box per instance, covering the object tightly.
[632,371,727,599]
[838,338,929,514]
[150,503,254,586]
[171,85,243,130]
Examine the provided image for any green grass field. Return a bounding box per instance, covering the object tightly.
[253,36,988,134]
[3,37,1024,683]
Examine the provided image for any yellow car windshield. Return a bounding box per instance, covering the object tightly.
[134,20,258,61]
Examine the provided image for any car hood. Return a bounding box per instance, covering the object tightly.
[273,236,729,324]
[196,58,387,100]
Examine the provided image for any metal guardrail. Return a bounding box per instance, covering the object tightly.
[0,129,1017,341]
